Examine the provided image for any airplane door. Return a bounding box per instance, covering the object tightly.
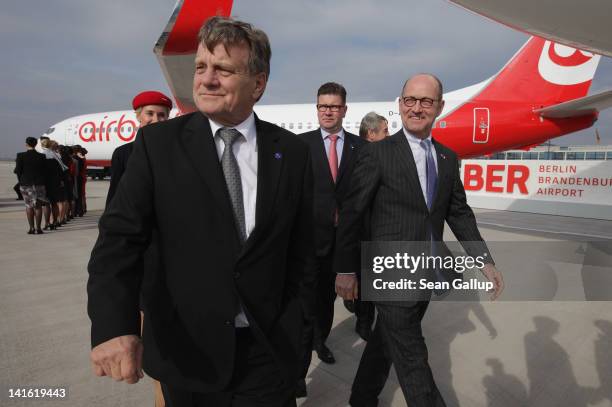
[473,108,489,143]
[65,121,77,145]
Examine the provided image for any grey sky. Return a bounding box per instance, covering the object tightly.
[1,0,611,158]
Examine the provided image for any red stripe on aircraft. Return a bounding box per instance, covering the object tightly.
[163,0,233,55]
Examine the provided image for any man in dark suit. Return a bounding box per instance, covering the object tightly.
[88,16,315,407]
[105,90,173,407]
[334,74,504,407]
[339,111,390,341]
[300,83,365,369]
[105,91,172,206]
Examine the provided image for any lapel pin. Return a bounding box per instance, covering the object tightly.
[440,153,447,160]
[274,152,282,159]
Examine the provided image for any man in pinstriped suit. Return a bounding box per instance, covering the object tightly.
[333,74,504,407]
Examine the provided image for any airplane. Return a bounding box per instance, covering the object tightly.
[41,0,612,176]
[448,0,612,58]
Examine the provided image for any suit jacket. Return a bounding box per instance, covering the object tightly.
[301,129,365,257]
[333,130,491,293]
[88,112,315,392]
[105,141,134,206]
[14,150,47,186]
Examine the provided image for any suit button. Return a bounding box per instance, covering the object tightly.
[224,320,233,327]
[234,272,241,279]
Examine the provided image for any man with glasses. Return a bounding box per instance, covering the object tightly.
[296,82,365,397]
[334,74,504,407]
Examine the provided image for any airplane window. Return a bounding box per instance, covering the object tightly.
[280,123,285,128]
[298,123,302,129]
[307,122,312,129]
[289,123,294,129]
[439,121,446,128]
[606,152,612,160]
[45,127,55,135]
[392,122,397,128]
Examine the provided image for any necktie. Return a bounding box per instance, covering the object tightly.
[218,128,247,243]
[328,134,339,183]
[422,139,444,292]
[328,134,339,225]
[421,139,438,209]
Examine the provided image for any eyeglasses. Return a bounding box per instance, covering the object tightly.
[317,104,345,112]
[400,96,438,108]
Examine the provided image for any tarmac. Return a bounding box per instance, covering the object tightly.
[0,160,611,407]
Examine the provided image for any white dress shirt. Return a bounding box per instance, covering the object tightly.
[320,128,345,165]
[208,112,258,327]
[403,128,438,204]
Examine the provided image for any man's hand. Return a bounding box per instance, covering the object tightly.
[481,263,504,301]
[90,334,143,384]
[335,274,358,300]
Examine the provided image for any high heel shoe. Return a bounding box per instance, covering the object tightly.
[50,224,57,230]
[27,228,35,235]
[36,229,44,234]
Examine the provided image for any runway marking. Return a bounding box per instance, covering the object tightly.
[477,221,612,240]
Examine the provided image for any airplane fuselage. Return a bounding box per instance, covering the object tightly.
[45,87,596,168]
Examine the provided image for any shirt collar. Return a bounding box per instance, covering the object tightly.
[402,127,432,146]
[209,112,257,147]
[320,127,345,141]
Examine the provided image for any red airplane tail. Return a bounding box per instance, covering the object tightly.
[473,36,601,107]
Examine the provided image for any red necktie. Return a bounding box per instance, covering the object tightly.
[328,134,339,225]
[328,134,339,183]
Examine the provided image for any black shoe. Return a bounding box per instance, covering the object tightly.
[43,224,50,230]
[355,321,373,341]
[315,344,335,364]
[36,229,44,235]
[27,229,35,235]
[49,224,56,230]
[295,379,307,399]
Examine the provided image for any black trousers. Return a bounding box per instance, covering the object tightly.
[313,253,336,348]
[162,328,296,407]
[350,302,446,407]
[297,253,336,382]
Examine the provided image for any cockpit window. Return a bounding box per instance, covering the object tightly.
[44,127,55,135]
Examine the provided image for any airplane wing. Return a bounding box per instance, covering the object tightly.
[154,0,233,113]
[448,0,612,57]
[535,90,612,119]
